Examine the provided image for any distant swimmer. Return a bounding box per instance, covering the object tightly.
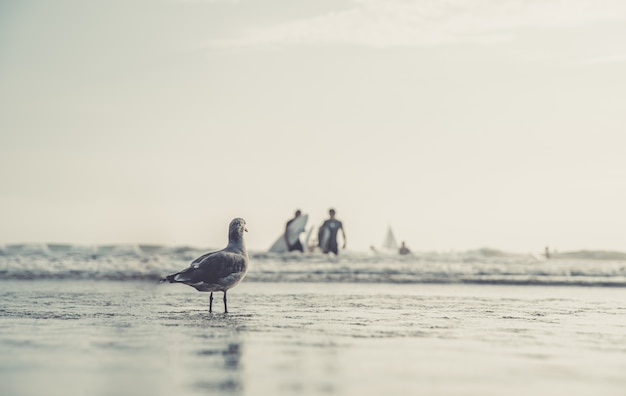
[285,210,304,253]
[399,241,411,255]
[318,208,346,255]
[544,246,550,259]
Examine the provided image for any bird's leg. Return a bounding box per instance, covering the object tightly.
[209,292,213,313]
[223,290,228,314]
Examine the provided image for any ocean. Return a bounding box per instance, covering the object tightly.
[2,243,626,286]
[1,244,625,395]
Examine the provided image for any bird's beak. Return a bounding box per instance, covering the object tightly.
[244,227,248,232]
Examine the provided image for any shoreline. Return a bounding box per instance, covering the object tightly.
[1,277,626,288]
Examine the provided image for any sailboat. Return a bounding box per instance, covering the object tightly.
[381,226,398,252]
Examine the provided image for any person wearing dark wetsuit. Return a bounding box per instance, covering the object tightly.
[285,210,304,252]
[319,208,346,255]
[398,241,411,255]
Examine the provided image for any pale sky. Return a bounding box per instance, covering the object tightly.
[1,0,626,253]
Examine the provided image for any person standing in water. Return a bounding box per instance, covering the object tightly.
[318,208,346,255]
[399,241,411,255]
[284,210,304,253]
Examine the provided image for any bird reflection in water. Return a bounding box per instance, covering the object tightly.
[193,342,243,393]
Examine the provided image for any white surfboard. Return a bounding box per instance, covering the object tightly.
[318,226,330,252]
[268,214,308,253]
[302,226,314,251]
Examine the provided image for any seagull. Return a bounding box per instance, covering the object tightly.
[161,218,249,313]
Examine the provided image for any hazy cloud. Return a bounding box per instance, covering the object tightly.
[167,0,239,3]
[210,0,626,48]
[581,54,626,64]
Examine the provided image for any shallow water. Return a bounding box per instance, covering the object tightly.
[1,280,625,396]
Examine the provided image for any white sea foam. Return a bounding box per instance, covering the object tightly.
[1,244,626,286]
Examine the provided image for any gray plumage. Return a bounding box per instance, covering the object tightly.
[161,218,249,313]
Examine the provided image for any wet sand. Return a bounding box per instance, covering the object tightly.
[1,280,625,396]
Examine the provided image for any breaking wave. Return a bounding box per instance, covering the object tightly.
[1,244,626,287]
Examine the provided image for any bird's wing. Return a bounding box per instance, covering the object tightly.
[190,251,215,265]
[167,251,219,282]
[189,250,248,284]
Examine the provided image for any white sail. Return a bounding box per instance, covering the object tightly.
[382,226,398,250]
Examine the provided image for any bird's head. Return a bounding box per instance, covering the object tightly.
[229,218,248,241]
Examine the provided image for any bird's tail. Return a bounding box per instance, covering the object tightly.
[159,273,178,283]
